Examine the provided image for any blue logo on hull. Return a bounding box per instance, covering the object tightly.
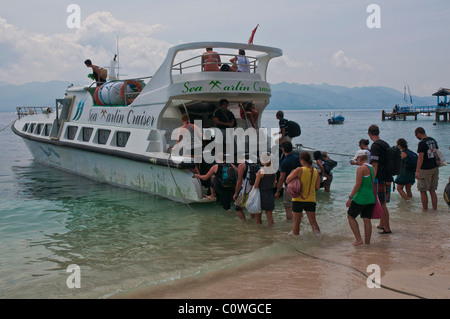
[72,99,86,121]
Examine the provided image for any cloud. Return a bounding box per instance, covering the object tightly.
[268,54,319,83]
[0,12,172,85]
[331,50,374,72]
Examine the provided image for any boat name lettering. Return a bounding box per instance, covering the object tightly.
[88,110,98,122]
[253,82,271,93]
[181,81,270,94]
[182,82,203,93]
[126,110,155,127]
[87,109,155,127]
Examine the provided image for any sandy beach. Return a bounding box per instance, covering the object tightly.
[122,206,450,299]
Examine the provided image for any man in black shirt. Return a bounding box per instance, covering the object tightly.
[213,99,236,129]
[276,111,291,144]
[415,127,439,210]
[213,99,237,154]
[368,124,392,234]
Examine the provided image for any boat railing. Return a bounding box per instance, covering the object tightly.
[16,106,53,119]
[172,53,258,74]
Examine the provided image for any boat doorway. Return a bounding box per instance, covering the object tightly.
[50,97,75,140]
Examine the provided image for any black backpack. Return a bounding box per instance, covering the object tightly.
[323,159,338,174]
[245,161,260,186]
[286,120,301,138]
[218,163,237,188]
[375,140,402,177]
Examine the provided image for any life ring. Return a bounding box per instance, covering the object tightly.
[120,81,143,105]
[94,85,104,106]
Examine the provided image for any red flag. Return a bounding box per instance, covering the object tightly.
[248,24,259,45]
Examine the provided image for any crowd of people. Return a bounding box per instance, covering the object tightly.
[346,125,442,245]
[188,108,335,235]
[189,115,443,246]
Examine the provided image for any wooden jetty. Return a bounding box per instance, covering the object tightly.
[382,107,450,122]
[382,87,450,122]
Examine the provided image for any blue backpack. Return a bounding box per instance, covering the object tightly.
[218,163,237,188]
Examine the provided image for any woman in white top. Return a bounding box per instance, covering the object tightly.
[350,139,371,165]
[230,49,250,73]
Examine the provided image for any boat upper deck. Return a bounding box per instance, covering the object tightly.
[140,42,283,101]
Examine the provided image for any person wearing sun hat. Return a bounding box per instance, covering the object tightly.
[346,149,376,246]
[253,152,276,226]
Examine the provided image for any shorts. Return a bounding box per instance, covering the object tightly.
[347,201,374,219]
[292,201,316,213]
[374,179,391,204]
[283,189,292,208]
[417,167,439,192]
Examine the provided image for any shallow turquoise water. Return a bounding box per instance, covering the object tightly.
[0,109,449,298]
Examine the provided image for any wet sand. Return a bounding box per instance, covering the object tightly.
[121,207,450,299]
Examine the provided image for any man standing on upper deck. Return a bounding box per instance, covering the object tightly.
[202,48,221,72]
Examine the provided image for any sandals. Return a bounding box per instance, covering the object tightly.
[376,225,392,234]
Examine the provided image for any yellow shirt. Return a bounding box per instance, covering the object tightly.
[292,167,318,202]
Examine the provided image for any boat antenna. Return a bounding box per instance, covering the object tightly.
[116,35,120,79]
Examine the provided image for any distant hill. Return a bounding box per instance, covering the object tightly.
[267,82,436,110]
[0,80,437,112]
[0,81,73,112]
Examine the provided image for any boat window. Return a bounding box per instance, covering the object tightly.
[98,129,111,145]
[67,126,78,140]
[116,131,130,148]
[36,123,44,135]
[82,127,94,142]
[29,123,36,133]
[22,123,29,132]
[43,124,52,136]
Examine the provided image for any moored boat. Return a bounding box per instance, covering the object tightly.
[328,112,345,124]
[11,42,282,203]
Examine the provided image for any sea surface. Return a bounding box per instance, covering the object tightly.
[0,109,449,298]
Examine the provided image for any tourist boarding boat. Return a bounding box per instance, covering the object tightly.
[11,42,282,203]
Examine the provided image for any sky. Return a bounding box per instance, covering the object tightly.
[0,0,449,96]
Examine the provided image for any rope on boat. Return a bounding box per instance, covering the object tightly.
[238,102,251,129]
[166,152,197,214]
[296,144,353,157]
[0,120,15,133]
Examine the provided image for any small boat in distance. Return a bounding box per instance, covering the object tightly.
[328,112,345,124]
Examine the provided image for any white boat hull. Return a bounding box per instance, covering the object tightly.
[22,138,204,203]
[12,41,283,204]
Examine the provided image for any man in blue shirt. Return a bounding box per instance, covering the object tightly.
[275,141,299,221]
